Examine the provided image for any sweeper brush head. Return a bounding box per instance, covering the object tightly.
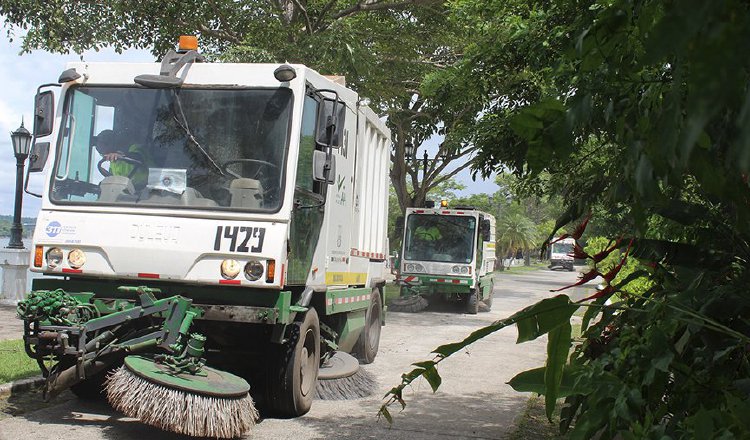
[314,351,378,400]
[105,356,258,438]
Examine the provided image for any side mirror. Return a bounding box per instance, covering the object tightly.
[313,150,336,184]
[34,91,54,137]
[480,219,491,241]
[315,97,345,148]
[28,142,50,172]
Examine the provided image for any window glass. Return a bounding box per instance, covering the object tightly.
[403,214,477,264]
[51,86,293,212]
[296,95,319,192]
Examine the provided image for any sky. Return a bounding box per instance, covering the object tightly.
[0,36,497,217]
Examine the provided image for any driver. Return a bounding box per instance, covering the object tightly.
[94,129,151,188]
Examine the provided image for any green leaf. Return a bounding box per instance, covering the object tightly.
[378,405,393,424]
[515,316,538,343]
[545,321,572,420]
[432,341,467,358]
[507,366,578,397]
[422,366,442,393]
[402,367,426,382]
[515,295,576,343]
[412,360,436,370]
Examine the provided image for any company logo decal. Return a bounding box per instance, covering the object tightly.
[45,221,62,237]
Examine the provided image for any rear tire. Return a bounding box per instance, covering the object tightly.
[353,289,382,364]
[465,289,479,314]
[266,308,320,417]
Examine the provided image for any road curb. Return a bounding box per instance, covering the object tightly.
[0,376,44,397]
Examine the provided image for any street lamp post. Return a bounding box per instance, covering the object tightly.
[7,120,32,249]
[404,142,415,162]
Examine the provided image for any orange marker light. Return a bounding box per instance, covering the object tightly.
[440,200,448,207]
[266,259,276,283]
[178,35,198,51]
[34,245,43,267]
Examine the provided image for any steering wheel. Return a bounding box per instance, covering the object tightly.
[97,155,145,179]
[221,159,278,180]
[221,159,280,204]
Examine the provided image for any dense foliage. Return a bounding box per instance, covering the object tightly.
[0,0,479,213]
[382,0,750,438]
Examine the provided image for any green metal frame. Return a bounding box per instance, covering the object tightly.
[399,275,474,297]
[478,273,494,301]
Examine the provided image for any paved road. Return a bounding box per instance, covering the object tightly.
[0,268,596,440]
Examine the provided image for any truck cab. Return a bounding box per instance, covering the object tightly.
[549,237,576,271]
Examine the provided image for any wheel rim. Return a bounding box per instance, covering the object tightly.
[299,328,317,396]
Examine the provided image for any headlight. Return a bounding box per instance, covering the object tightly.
[46,248,63,269]
[405,263,414,272]
[460,266,469,274]
[452,265,460,273]
[413,264,424,272]
[67,248,86,269]
[220,259,241,279]
[244,260,264,281]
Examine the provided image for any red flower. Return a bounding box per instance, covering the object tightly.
[551,268,601,292]
[569,242,592,260]
[591,238,623,263]
[579,284,615,302]
[550,212,592,244]
[601,239,633,283]
[571,212,592,240]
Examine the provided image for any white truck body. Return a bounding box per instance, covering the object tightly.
[19,44,392,420]
[549,237,576,271]
[395,206,497,313]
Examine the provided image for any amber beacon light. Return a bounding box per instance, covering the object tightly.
[178,35,198,51]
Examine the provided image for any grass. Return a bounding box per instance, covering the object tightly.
[493,262,549,276]
[0,339,40,384]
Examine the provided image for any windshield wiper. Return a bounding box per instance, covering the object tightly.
[170,90,224,176]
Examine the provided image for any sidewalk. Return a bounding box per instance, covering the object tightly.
[0,304,22,341]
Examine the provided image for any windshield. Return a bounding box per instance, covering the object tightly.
[551,242,574,255]
[51,86,293,212]
[403,214,476,264]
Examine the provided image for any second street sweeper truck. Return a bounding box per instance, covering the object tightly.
[15,36,390,437]
[392,203,497,314]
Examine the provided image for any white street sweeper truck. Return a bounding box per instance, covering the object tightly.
[16,36,390,437]
[392,203,497,314]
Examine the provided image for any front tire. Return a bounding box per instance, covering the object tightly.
[465,289,479,314]
[266,308,320,417]
[353,289,382,364]
[389,295,429,313]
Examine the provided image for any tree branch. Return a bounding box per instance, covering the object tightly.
[290,0,313,35]
[318,0,441,32]
[174,19,241,45]
[312,0,339,31]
